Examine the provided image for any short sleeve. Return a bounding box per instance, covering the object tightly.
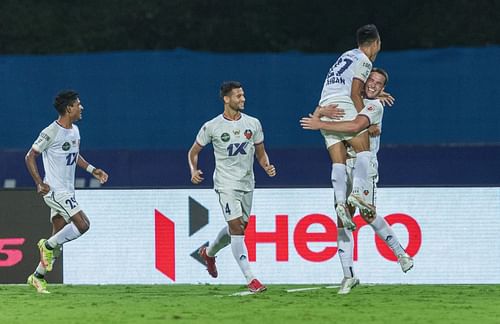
[353,56,372,83]
[253,119,264,144]
[32,124,57,153]
[359,100,383,125]
[195,122,212,146]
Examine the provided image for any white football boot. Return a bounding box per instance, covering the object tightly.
[337,277,360,295]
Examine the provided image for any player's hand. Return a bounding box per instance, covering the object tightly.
[36,182,50,196]
[264,164,276,177]
[378,91,395,107]
[368,124,381,137]
[318,104,344,119]
[92,168,109,184]
[300,114,322,130]
[191,170,204,184]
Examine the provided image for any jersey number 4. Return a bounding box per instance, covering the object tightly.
[66,153,77,166]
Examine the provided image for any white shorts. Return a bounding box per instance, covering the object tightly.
[320,101,357,148]
[346,159,377,206]
[215,189,253,222]
[43,191,82,222]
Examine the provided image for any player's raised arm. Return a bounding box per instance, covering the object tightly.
[77,154,108,184]
[188,142,205,184]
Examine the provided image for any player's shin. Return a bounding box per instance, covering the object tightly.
[369,215,406,256]
[331,163,347,203]
[351,151,371,197]
[230,235,255,283]
[34,262,47,277]
[337,227,355,278]
[47,222,82,247]
[207,226,231,257]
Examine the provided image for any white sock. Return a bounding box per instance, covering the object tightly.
[47,222,82,247]
[369,215,406,256]
[34,245,62,275]
[331,163,347,205]
[35,262,47,277]
[337,227,354,278]
[207,226,231,257]
[230,235,255,284]
[352,151,371,196]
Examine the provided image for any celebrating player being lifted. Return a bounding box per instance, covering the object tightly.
[188,81,276,293]
[301,68,414,294]
[25,90,108,294]
[314,24,382,232]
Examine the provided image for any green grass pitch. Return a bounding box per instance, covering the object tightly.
[1,284,499,323]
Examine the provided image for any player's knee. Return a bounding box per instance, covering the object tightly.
[361,213,375,223]
[228,226,244,235]
[228,220,245,235]
[81,223,90,234]
[73,217,90,234]
[76,222,90,234]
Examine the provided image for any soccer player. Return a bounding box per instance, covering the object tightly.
[315,24,381,232]
[188,81,276,293]
[25,90,108,293]
[301,68,414,294]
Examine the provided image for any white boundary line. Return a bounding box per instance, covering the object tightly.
[229,291,255,296]
[286,287,322,292]
[230,285,343,296]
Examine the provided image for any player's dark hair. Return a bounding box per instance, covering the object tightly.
[371,67,389,85]
[53,90,79,115]
[356,24,380,46]
[220,81,242,99]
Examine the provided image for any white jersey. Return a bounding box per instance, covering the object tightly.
[32,121,80,193]
[348,98,384,178]
[319,48,372,106]
[196,113,264,191]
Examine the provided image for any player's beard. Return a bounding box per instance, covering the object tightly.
[236,103,245,112]
[229,103,244,113]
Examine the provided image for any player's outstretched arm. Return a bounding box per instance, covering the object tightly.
[188,142,204,184]
[255,143,276,177]
[301,114,370,133]
[300,114,327,130]
[25,148,50,195]
[77,155,108,184]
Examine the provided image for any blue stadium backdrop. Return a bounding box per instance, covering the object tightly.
[1,47,499,187]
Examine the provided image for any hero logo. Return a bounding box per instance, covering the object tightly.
[154,199,422,281]
[0,238,25,267]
